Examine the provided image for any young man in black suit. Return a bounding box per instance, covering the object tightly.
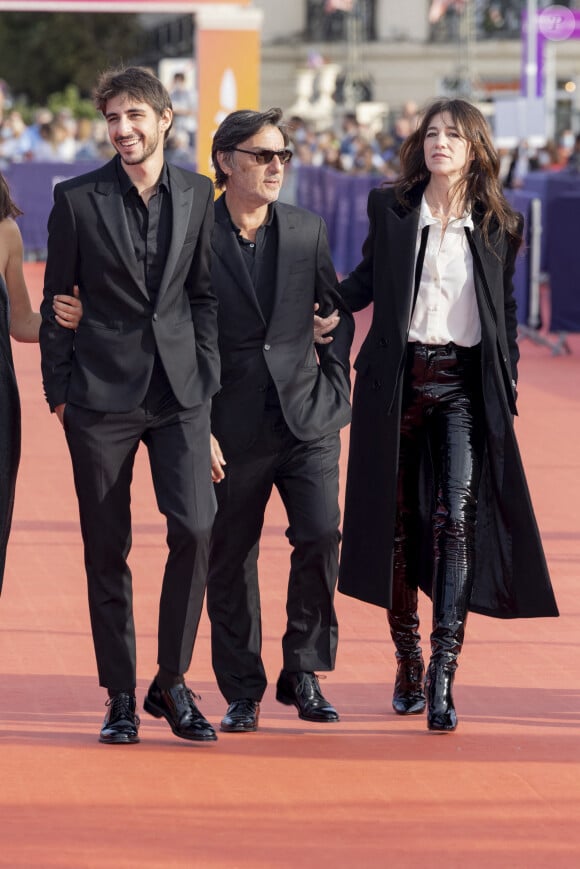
[206,108,354,733]
[39,67,220,745]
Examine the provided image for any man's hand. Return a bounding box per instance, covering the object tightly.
[314,303,340,345]
[54,404,66,426]
[53,287,82,330]
[211,433,226,483]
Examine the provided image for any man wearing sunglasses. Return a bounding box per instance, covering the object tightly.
[206,107,354,733]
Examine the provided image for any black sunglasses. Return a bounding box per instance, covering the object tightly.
[232,147,293,165]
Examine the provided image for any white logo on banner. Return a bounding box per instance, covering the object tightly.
[214,68,237,127]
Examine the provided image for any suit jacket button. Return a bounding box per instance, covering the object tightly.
[264,344,271,351]
[372,379,381,390]
[379,337,388,347]
[152,313,158,321]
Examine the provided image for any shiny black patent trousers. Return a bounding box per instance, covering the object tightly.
[393,341,485,662]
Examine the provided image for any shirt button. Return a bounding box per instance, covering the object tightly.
[264,344,271,351]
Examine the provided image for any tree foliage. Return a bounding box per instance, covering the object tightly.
[0,13,143,106]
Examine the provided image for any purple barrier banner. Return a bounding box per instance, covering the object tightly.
[522,170,580,271]
[5,161,104,259]
[296,166,382,276]
[5,159,194,259]
[545,192,580,332]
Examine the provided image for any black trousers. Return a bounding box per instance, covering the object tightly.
[64,386,215,693]
[393,342,485,638]
[206,409,341,703]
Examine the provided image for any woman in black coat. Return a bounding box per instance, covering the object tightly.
[336,99,559,731]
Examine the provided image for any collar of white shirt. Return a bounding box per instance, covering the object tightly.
[419,194,474,231]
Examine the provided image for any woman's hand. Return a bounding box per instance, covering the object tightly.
[53,287,82,329]
[211,434,226,483]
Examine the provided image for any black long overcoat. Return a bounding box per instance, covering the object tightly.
[337,184,559,619]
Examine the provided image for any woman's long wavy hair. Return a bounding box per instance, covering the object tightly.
[396,98,521,249]
[0,173,22,221]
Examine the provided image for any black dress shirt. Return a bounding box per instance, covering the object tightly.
[116,157,172,301]
[116,157,174,407]
[228,204,281,410]
[230,205,278,325]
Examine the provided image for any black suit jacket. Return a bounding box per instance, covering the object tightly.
[210,195,353,457]
[40,156,220,412]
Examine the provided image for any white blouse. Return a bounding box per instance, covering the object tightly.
[408,195,481,347]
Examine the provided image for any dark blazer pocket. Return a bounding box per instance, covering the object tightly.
[302,346,319,369]
[77,318,122,334]
[288,258,311,274]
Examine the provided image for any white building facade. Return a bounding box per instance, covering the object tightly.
[252,0,580,137]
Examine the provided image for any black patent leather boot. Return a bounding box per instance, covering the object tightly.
[427,554,472,733]
[388,582,426,715]
[425,660,457,731]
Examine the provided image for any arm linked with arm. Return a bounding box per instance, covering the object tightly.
[503,215,524,387]
[313,218,354,385]
[39,186,78,410]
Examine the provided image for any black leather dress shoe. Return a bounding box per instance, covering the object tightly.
[220,699,260,732]
[143,681,217,742]
[99,693,140,744]
[276,670,340,723]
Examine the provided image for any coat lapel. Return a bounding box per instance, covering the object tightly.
[386,195,422,337]
[269,204,297,327]
[465,223,503,326]
[157,165,193,301]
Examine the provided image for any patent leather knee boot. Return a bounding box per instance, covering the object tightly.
[388,582,426,715]
[426,561,472,732]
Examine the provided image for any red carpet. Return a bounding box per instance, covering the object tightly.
[0,263,579,868]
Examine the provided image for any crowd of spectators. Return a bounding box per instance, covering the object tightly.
[284,101,420,181]
[285,103,580,187]
[0,78,195,170]
[2,77,579,183]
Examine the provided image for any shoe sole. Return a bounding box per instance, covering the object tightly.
[143,697,217,742]
[220,722,259,733]
[427,720,457,732]
[392,703,427,715]
[99,734,140,744]
[276,688,340,723]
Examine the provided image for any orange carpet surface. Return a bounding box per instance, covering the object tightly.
[1,263,579,868]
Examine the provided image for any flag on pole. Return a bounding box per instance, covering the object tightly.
[325,0,354,13]
[429,0,466,24]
